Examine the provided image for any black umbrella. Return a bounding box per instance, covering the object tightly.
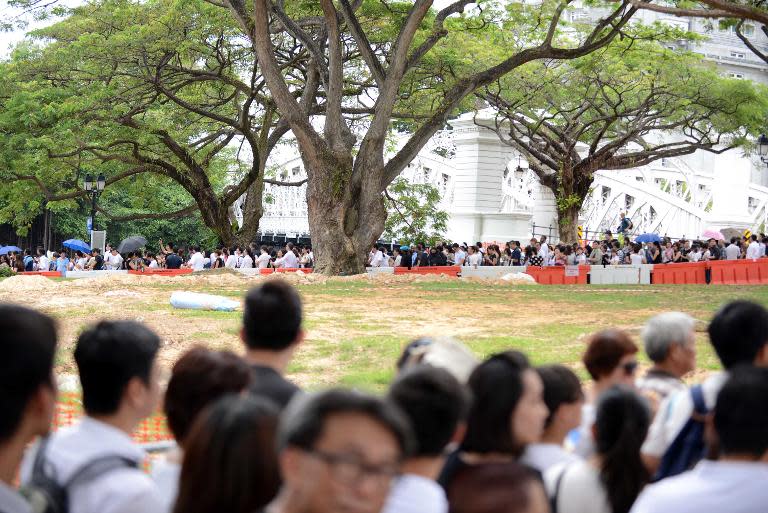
[117,236,148,253]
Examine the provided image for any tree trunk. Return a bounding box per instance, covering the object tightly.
[305,155,387,275]
[558,203,580,244]
[235,175,264,246]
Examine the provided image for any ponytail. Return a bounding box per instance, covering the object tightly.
[594,386,651,513]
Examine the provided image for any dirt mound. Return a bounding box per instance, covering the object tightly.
[0,275,58,293]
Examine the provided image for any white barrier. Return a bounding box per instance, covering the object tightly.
[639,264,654,285]
[65,270,129,279]
[235,268,262,276]
[589,266,640,285]
[459,266,527,279]
[366,267,395,275]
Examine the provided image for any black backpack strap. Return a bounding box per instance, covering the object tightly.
[550,465,568,513]
[64,455,138,489]
[691,384,708,418]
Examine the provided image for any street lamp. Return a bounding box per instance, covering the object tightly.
[758,134,768,165]
[83,173,106,231]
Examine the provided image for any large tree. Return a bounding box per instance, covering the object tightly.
[1,0,307,245]
[205,0,644,274]
[481,40,768,242]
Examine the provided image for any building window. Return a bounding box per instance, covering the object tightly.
[649,206,657,222]
[661,158,670,167]
[743,24,756,37]
[728,72,745,79]
[601,186,611,204]
[636,176,644,182]
[749,196,759,214]
[730,51,746,59]
[625,195,634,211]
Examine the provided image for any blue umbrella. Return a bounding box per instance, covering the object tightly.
[635,233,661,244]
[0,246,22,255]
[63,239,91,254]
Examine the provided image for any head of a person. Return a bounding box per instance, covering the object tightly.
[539,235,547,244]
[752,234,759,243]
[583,329,638,388]
[0,306,58,445]
[277,389,413,513]
[242,280,303,352]
[164,348,252,447]
[396,337,479,384]
[92,248,100,255]
[593,386,651,513]
[74,320,161,421]
[387,366,470,459]
[641,312,697,377]
[461,351,547,457]
[708,300,768,369]
[620,212,625,219]
[448,462,549,513]
[174,395,281,513]
[536,365,584,435]
[287,242,294,251]
[714,366,768,461]
[111,248,118,255]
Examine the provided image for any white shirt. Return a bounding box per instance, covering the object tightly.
[630,460,768,513]
[573,403,596,458]
[280,250,299,269]
[746,241,762,260]
[257,252,272,269]
[106,253,123,270]
[241,254,254,269]
[38,255,49,271]
[0,481,32,513]
[150,457,181,513]
[544,461,611,513]
[394,255,402,267]
[370,250,384,267]
[381,474,447,513]
[148,260,159,269]
[521,443,581,474]
[225,254,239,268]
[20,418,164,513]
[538,243,551,265]
[467,253,483,267]
[188,252,204,271]
[454,250,466,266]
[724,244,741,260]
[630,253,645,265]
[688,250,702,262]
[642,372,729,458]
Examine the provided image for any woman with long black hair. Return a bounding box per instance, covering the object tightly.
[545,386,651,513]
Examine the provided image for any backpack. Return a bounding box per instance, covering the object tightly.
[20,437,137,513]
[25,256,34,272]
[653,385,708,482]
[626,218,633,231]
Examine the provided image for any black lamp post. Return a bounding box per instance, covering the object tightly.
[758,134,768,165]
[84,173,106,231]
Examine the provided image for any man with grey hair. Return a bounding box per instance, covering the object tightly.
[637,312,697,402]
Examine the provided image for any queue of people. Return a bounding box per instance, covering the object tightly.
[2,280,768,513]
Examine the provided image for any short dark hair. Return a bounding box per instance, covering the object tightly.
[448,462,542,513]
[537,365,584,427]
[165,348,252,443]
[0,306,57,441]
[708,301,768,369]
[74,321,160,415]
[279,389,413,458]
[715,366,768,457]
[174,395,281,513]
[461,351,531,456]
[243,281,303,351]
[583,329,638,380]
[387,366,470,457]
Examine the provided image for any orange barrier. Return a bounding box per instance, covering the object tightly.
[525,265,589,285]
[23,271,62,277]
[707,259,768,285]
[394,266,461,277]
[258,268,313,274]
[651,262,707,285]
[128,268,193,276]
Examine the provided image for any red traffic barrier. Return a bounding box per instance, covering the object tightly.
[708,259,768,285]
[525,265,588,285]
[275,268,313,274]
[651,262,707,285]
[22,271,62,277]
[394,266,461,277]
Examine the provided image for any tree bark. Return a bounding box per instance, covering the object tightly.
[558,202,580,244]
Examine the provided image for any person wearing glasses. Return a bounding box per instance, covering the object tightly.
[266,389,413,513]
[573,329,639,459]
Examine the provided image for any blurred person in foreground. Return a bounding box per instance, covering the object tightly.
[637,312,696,403]
[265,389,413,513]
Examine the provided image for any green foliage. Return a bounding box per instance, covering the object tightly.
[383,178,448,245]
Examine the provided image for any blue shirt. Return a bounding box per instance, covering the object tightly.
[56,257,69,275]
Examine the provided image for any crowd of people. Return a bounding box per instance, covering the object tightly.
[0,239,314,275]
[2,280,767,513]
[368,231,768,269]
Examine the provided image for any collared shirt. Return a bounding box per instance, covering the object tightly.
[382,474,448,513]
[20,417,164,513]
[642,372,729,458]
[630,460,768,513]
[636,369,686,403]
[0,481,32,513]
[521,443,581,474]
